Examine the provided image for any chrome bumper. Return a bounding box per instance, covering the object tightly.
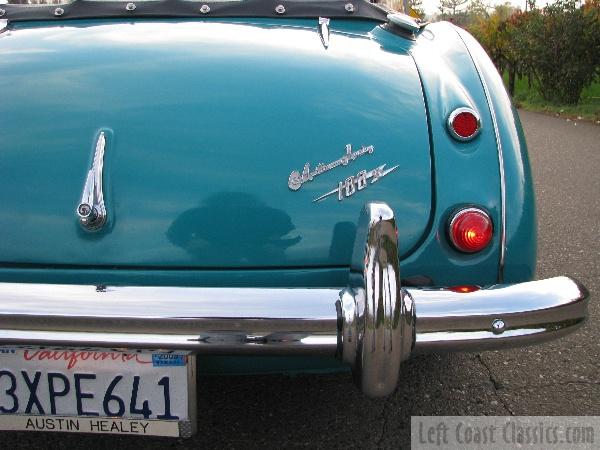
[0,203,588,397]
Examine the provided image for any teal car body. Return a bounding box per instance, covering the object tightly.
[0,2,589,435]
[0,17,535,280]
[0,7,539,374]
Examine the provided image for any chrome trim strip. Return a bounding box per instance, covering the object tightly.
[77,131,107,231]
[411,276,588,353]
[0,284,341,353]
[0,276,585,352]
[0,285,340,320]
[0,277,586,356]
[0,329,340,354]
[0,275,587,394]
[456,30,507,282]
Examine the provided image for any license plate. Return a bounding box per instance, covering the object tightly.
[0,347,196,437]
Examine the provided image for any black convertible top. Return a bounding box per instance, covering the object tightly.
[0,0,392,23]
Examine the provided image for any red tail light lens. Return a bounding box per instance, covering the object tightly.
[449,208,493,253]
[447,108,481,141]
[448,285,481,293]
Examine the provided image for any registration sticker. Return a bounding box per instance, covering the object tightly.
[152,354,186,367]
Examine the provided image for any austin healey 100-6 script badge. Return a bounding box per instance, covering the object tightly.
[287,144,374,191]
[288,144,399,202]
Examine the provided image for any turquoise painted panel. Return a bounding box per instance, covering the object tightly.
[454,28,537,283]
[0,19,534,288]
[0,19,432,268]
[396,22,503,286]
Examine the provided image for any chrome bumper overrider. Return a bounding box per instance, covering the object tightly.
[0,203,588,397]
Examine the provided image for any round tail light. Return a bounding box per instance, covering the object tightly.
[448,285,481,293]
[447,107,481,141]
[449,207,493,253]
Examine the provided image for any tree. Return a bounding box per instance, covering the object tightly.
[439,0,469,17]
[525,0,536,12]
[469,0,600,104]
[493,2,519,20]
[519,0,600,103]
[439,0,469,25]
[409,0,425,18]
[470,12,508,75]
[499,11,529,96]
[467,0,491,19]
[464,0,491,27]
[469,4,525,95]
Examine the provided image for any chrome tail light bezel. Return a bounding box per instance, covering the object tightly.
[447,107,482,141]
[448,206,494,253]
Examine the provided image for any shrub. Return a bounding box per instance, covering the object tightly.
[523,0,600,104]
[468,0,600,105]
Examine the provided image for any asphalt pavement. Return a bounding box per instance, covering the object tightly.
[3,110,599,449]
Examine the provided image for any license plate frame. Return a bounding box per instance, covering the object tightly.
[0,347,197,438]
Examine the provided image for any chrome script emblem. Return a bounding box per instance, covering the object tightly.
[313,164,399,202]
[288,144,374,191]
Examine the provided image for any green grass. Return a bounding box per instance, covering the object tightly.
[503,74,600,122]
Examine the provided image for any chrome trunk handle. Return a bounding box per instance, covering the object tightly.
[77,131,107,231]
